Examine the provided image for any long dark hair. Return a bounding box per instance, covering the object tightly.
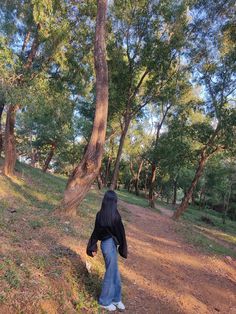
[98,190,120,227]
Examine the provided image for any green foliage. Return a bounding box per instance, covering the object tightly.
[0,0,235,219]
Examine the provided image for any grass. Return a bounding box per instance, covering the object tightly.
[182,205,236,235]
[0,161,106,313]
[115,189,150,208]
[113,187,236,258]
[171,204,236,258]
[176,223,236,258]
[1,159,236,312]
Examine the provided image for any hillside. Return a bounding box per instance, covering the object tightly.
[0,161,236,313]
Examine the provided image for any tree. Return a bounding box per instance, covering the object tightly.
[0,91,5,156]
[1,0,92,176]
[59,0,108,215]
[173,0,236,219]
[17,78,75,172]
[123,122,150,195]
[108,0,190,190]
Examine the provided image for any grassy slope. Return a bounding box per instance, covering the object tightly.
[0,160,107,313]
[177,205,236,257]
[154,197,236,257]
[0,160,235,312]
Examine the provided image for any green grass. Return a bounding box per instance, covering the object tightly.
[176,223,236,258]
[181,205,236,236]
[170,204,236,258]
[115,189,150,208]
[0,161,104,313]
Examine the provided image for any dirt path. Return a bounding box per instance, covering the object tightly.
[154,203,173,217]
[118,200,236,314]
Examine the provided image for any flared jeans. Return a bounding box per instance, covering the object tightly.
[99,237,122,306]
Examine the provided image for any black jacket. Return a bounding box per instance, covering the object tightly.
[86,212,128,258]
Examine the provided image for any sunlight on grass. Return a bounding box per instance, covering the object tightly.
[195,226,236,245]
[115,189,149,208]
[176,223,236,258]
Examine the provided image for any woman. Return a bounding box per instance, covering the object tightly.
[87,190,127,312]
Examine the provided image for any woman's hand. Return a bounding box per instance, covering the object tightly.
[92,251,97,257]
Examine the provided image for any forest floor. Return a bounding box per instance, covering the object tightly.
[0,160,236,313]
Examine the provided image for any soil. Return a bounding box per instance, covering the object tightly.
[118,200,236,314]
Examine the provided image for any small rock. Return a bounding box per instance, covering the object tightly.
[7,208,17,213]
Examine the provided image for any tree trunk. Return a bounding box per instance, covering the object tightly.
[97,170,103,190]
[42,143,56,172]
[148,163,156,208]
[30,148,37,167]
[144,174,148,198]
[3,105,18,176]
[128,159,135,192]
[0,101,5,156]
[172,179,178,207]
[222,181,232,224]
[134,159,143,196]
[110,118,130,190]
[199,187,205,209]
[59,0,108,216]
[104,156,111,186]
[173,152,207,219]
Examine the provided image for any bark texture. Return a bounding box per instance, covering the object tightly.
[60,0,108,215]
[3,105,17,176]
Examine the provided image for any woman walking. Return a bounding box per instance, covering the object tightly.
[87,190,127,311]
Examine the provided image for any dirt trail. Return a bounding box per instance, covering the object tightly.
[118,200,236,314]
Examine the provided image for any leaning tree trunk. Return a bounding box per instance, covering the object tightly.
[110,118,130,190]
[134,159,143,196]
[144,173,148,198]
[148,163,156,208]
[42,143,56,172]
[0,101,5,156]
[172,178,178,207]
[59,0,108,215]
[3,105,18,176]
[104,155,111,186]
[173,152,207,219]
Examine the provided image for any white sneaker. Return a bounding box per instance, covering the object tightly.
[100,304,116,311]
[113,301,125,310]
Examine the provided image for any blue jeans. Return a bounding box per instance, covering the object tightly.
[99,237,121,306]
